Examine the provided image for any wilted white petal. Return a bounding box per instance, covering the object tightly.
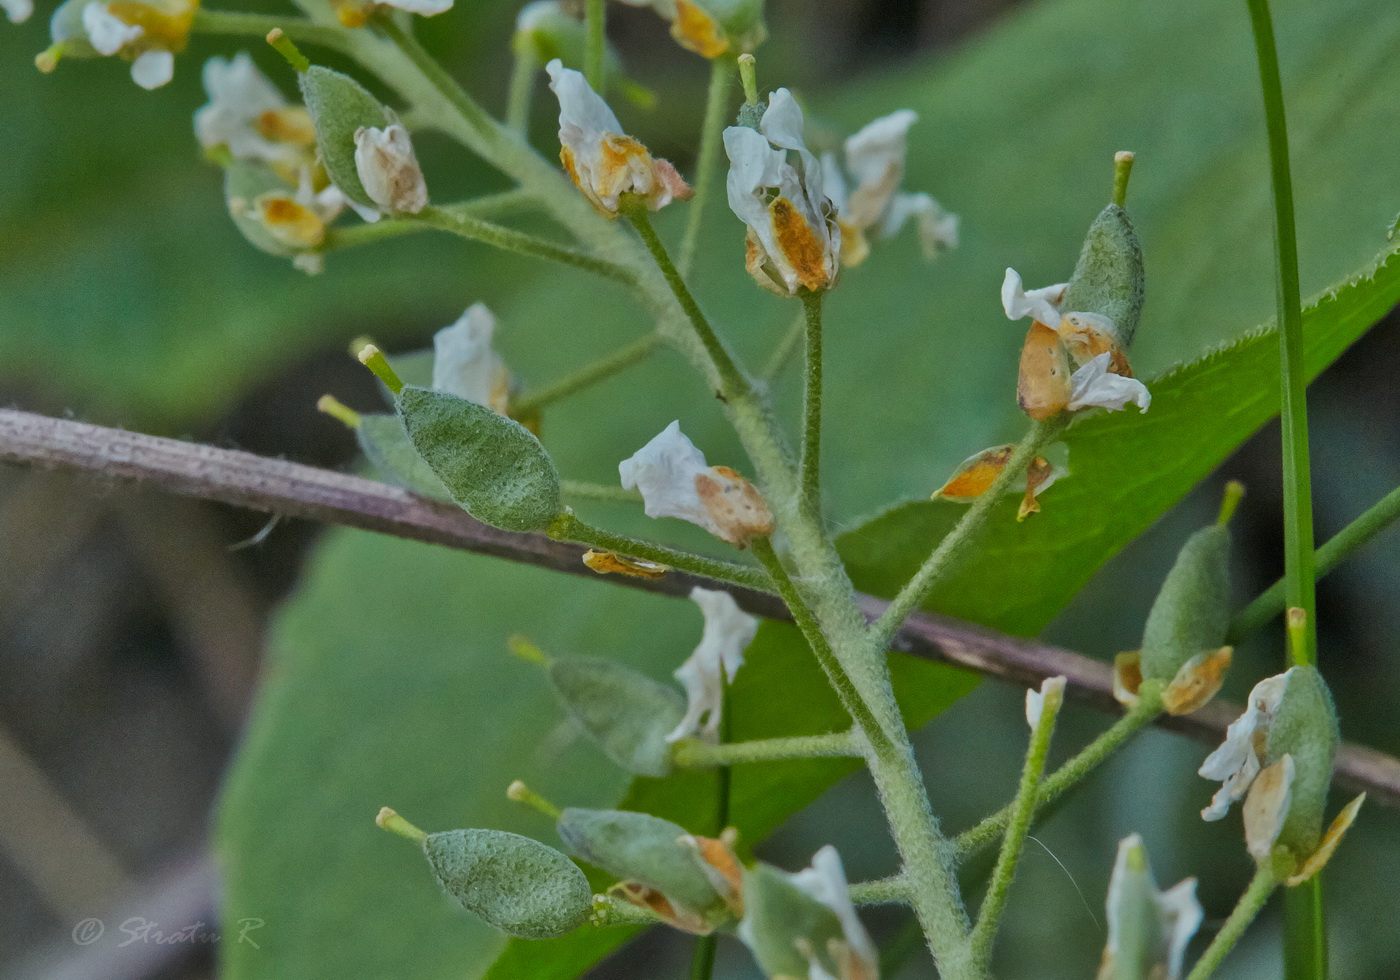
[380,0,452,13]
[790,846,879,979]
[759,89,832,232]
[1001,267,1067,327]
[666,587,758,743]
[1103,834,1203,980]
[1025,675,1066,730]
[431,303,509,411]
[195,53,292,160]
[2,0,33,24]
[881,191,959,256]
[841,108,915,228]
[1067,353,1151,413]
[1199,670,1292,820]
[353,123,428,214]
[619,421,717,535]
[83,2,142,55]
[130,48,174,89]
[1244,755,1295,860]
[820,151,848,214]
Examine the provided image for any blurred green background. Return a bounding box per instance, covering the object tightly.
[2,0,1399,978]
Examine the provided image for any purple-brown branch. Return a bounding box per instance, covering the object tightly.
[2,407,1396,808]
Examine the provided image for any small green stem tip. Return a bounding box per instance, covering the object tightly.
[737,53,758,106]
[507,634,549,666]
[507,780,563,821]
[266,28,310,73]
[317,394,362,430]
[376,806,427,843]
[357,344,404,395]
[1219,480,1246,526]
[1286,607,1309,664]
[1112,151,1135,207]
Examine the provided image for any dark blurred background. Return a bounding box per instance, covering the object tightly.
[3,0,1400,978]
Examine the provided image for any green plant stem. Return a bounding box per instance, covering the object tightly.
[625,207,747,394]
[969,684,1062,972]
[799,291,825,515]
[506,46,538,135]
[954,687,1162,861]
[320,191,539,253]
[584,0,605,91]
[1229,484,1400,642]
[592,895,663,927]
[689,670,733,980]
[513,332,663,416]
[1185,865,1279,980]
[559,481,642,503]
[762,309,807,381]
[408,206,634,284]
[678,58,734,276]
[1244,0,1323,973]
[850,875,911,906]
[871,420,1063,648]
[373,15,496,141]
[191,9,351,50]
[549,513,769,591]
[671,730,861,767]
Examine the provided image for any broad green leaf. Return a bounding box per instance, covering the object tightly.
[398,386,563,532]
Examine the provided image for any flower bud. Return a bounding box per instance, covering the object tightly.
[423,829,593,938]
[546,657,686,777]
[353,123,428,215]
[299,65,393,210]
[1096,834,1202,980]
[556,808,730,932]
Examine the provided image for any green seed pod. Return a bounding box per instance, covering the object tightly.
[298,65,391,209]
[223,160,301,258]
[735,99,768,131]
[738,863,844,980]
[1264,665,1340,856]
[356,413,451,502]
[1096,835,1202,980]
[397,386,563,532]
[1139,523,1231,683]
[1062,203,1145,346]
[556,809,722,918]
[548,657,686,778]
[423,829,593,939]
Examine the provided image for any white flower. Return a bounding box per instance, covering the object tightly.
[2,0,33,24]
[1024,675,1066,730]
[881,191,959,257]
[82,1,141,55]
[1002,268,1068,327]
[1100,834,1203,980]
[546,59,690,216]
[353,123,428,215]
[1198,669,1292,821]
[195,53,314,164]
[724,89,840,294]
[1067,352,1152,413]
[431,303,510,413]
[74,0,195,88]
[789,847,879,980]
[666,587,758,743]
[618,422,774,547]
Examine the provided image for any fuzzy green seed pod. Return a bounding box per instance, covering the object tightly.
[222,160,306,258]
[738,863,845,979]
[556,809,722,918]
[1264,665,1340,856]
[298,66,391,209]
[1140,523,1232,683]
[355,413,451,502]
[423,829,593,938]
[547,657,686,778]
[1062,203,1145,346]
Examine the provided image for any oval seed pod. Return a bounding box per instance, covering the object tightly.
[738,863,845,980]
[355,413,451,502]
[223,160,318,258]
[548,657,687,777]
[298,65,392,208]
[423,829,593,938]
[1061,203,1145,346]
[556,809,723,920]
[1262,665,1340,856]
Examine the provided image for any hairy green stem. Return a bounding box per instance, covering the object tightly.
[191,8,351,50]
[1244,0,1324,972]
[1185,865,1279,980]
[850,875,911,906]
[954,687,1162,861]
[513,332,663,416]
[549,513,769,591]
[800,291,825,515]
[374,15,497,142]
[671,729,862,767]
[679,58,735,276]
[584,0,605,91]
[319,191,538,253]
[409,206,634,283]
[506,46,539,135]
[762,309,807,382]
[871,420,1063,647]
[969,683,1063,972]
[1229,484,1400,642]
[689,671,733,980]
